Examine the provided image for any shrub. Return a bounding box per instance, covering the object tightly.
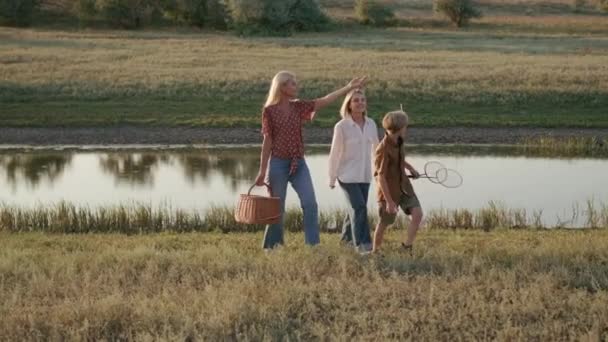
[75,0,98,24]
[162,0,228,29]
[0,0,40,26]
[433,0,481,28]
[204,0,228,29]
[355,0,394,27]
[226,0,328,35]
[97,0,160,29]
[597,0,608,11]
[571,0,586,12]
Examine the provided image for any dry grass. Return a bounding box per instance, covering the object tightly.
[1,230,607,340]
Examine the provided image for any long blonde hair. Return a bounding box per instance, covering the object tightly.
[339,88,367,118]
[264,71,296,107]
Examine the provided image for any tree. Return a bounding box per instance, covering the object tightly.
[355,0,395,27]
[433,0,481,28]
[0,0,40,26]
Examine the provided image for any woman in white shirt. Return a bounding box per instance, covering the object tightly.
[328,89,379,252]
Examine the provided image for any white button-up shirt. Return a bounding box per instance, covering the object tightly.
[328,116,380,186]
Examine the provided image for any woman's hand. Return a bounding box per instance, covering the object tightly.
[347,76,367,90]
[314,76,368,111]
[255,171,266,186]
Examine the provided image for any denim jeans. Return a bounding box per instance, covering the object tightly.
[262,157,320,249]
[339,182,372,247]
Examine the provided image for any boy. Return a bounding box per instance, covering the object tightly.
[372,110,423,254]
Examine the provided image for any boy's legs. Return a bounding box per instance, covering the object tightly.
[373,201,396,252]
[405,207,423,246]
[290,159,320,246]
[373,221,389,252]
[400,194,423,247]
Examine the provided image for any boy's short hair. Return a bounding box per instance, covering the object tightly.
[382,111,409,133]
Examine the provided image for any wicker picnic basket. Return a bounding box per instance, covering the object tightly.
[235,183,281,225]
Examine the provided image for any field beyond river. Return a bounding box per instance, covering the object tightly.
[2,0,608,132]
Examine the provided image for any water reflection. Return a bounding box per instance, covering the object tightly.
[178,154,214,185]
[99,153,172,186]
[177,151,289,190]
[1,148,607,227]
[2,147,607,190]
[0,153,72,188]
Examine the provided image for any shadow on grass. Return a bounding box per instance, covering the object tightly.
[369,247,608,292]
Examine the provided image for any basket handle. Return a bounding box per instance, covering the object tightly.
[248,183,274,197]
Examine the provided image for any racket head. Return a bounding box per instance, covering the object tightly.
[424,161,446,184]
[436,168,463,188]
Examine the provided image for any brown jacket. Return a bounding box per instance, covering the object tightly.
[374,135,415,203]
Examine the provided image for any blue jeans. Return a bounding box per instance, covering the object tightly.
[263,157,320,249]
[339,182,371,247]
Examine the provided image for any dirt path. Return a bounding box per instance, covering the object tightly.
[0,126,606,146]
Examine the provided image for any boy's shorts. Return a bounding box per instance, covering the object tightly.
[378,193,421,225]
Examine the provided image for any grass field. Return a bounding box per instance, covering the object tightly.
[1,230,607,340]
[1,0,607,128]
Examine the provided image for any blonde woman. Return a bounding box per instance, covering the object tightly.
[256,71,366,250]
[328,89,379,253]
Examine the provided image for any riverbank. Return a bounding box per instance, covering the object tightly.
[1,126,608,146]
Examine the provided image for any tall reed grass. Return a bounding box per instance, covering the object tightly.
[1,200,607,233]
[521,136,608,156]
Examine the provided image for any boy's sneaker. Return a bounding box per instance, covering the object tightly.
[400,243,413,256]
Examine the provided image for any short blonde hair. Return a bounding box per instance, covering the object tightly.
[339,88,366,118]
[382,110,409,133]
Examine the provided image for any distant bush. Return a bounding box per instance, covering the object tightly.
[74,0,97,24]
[573,0,586,11]
[0,0,40,26]
[597,0,608,11]
[204,0,228,28]
[433,0,481,28]
[162,0,228,29]
[355,0,395,27]
[226,0,329,35]
[96,0,160,29]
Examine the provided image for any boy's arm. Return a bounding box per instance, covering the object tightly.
[378,175,394,205]
[375,145,398,213]
[379,175,398,214]
[404,159,420,178]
